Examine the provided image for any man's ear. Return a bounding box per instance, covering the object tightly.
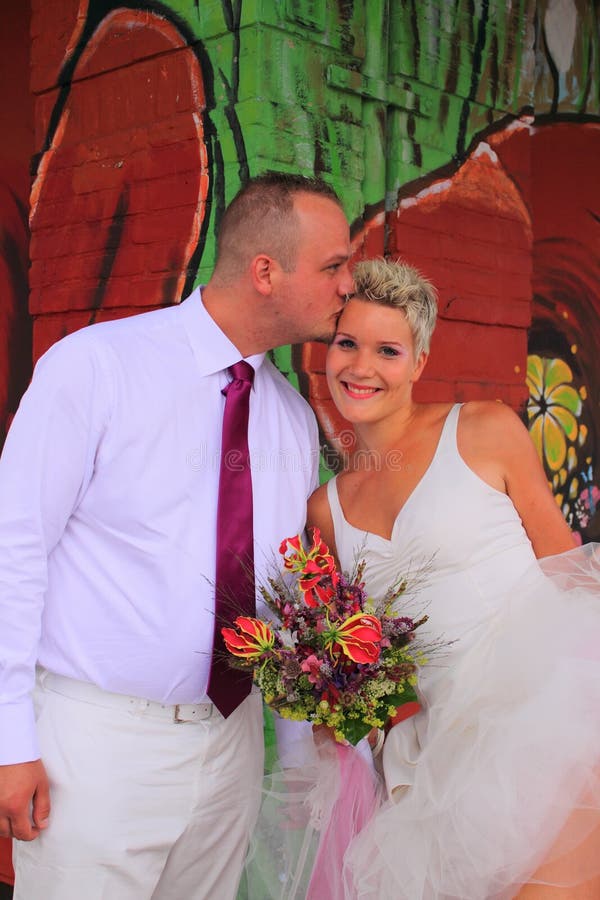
[250,254,276,296]
[411,351,428,384]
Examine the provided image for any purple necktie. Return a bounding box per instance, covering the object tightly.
[208,360,255,717]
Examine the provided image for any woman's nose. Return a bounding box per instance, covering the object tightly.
[348,349,375,377]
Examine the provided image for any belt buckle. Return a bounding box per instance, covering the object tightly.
[173,704,188,724]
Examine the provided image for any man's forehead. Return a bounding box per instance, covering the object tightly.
[294,199,349,249]
[293,191,345,219]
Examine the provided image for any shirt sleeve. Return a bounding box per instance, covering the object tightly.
[0,332,112,764]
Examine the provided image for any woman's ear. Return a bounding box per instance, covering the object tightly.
[411,351,428,384]
[249,254,276,296]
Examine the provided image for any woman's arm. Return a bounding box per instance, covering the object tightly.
[460,402,576,558]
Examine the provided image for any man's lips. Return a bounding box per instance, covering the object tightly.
[341,381,380,399]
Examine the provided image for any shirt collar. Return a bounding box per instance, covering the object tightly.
[178,286,265,378]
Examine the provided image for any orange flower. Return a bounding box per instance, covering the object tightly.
[279,533,304,561]
[324,613,382,664]
[301,578,337,609]
[221,616,274,659]
[279,528,338,608]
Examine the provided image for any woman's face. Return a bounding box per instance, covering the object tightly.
[326,298,427,425]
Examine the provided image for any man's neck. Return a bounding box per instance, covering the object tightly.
[201,280,269,357]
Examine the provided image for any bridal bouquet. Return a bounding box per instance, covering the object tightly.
[222,528,427,745]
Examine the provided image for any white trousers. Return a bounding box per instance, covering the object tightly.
[13,673,264,900]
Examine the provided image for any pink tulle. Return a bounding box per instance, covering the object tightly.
[307,743,381,900]
[241,732,383,900]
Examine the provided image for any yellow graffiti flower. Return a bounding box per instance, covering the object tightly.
[527,355,582,472]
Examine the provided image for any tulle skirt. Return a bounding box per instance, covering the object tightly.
[242,545,600,899]
[240,735,384,899]
[347,544,600,898]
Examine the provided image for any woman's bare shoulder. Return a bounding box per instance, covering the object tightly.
[460,399,523,426]
[459,400,529,448]
[456,401,531,493]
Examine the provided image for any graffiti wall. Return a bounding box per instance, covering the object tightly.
[0,1,598,884]
[11,0,600,521]
[0,1,33,884]
[0,3,33,450]
[299,1,600,541]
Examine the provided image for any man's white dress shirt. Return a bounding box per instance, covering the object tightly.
[0,288,319,764]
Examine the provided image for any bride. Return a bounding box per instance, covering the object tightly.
[306,258,600,899]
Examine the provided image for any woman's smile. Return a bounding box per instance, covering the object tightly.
[341,381,382,399]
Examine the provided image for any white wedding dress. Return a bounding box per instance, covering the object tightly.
[327,404,600,899]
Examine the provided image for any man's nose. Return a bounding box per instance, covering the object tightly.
[338,264,354,297]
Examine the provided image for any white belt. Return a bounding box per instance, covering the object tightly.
[37,668,215,724]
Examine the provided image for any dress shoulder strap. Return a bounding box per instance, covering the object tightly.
[434,403,463,462]
[326,474,360,571]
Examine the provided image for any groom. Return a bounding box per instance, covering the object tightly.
[0,172,353,900]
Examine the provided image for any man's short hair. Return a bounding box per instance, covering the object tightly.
[213,172,343,280]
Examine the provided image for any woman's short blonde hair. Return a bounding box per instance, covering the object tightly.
[352,258,438,357]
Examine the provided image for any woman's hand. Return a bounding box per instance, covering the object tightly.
[367,728,385,758]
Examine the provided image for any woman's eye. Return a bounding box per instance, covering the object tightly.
[335,338,356,349]
[380,345,399,357]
